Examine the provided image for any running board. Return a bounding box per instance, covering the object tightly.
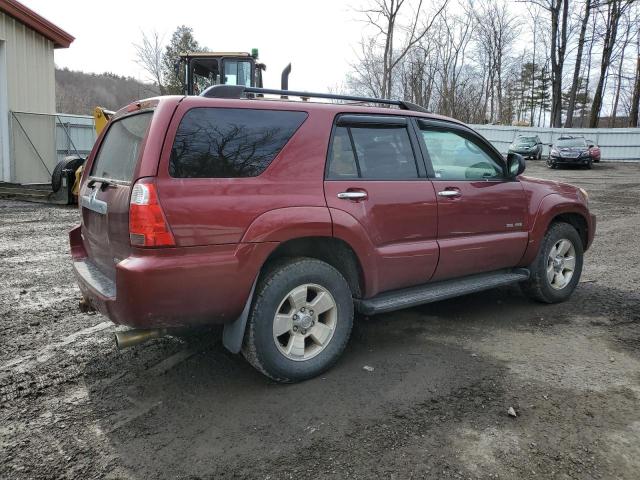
[356,269,530,316]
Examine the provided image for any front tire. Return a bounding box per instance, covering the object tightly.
[242,258,354,383]
[546,158,556,169]
[521,222,584,303]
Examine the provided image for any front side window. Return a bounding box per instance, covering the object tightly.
[420,129,503,181]
[91,112,153,182]
[170,108,307,178]
[327,125,418,180]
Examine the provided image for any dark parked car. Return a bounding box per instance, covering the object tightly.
[548,136,594,169]
[508,135,543,160]
[70,87,595,382]
[586,139,601,162]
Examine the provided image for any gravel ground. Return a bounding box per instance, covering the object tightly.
[1,161,639,479]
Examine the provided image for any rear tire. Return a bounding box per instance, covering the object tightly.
[242,258,354,383]
[521,222,584,304]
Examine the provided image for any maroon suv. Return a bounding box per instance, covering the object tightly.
[70,87,595,382]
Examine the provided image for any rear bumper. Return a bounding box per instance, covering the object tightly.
[70,226,275,329]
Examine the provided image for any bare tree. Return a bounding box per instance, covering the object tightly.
[358,0,448,99]
[610,9,633,126]
[471,0,521,123]
[525,0,570,127]
[430,10,475,117]
[631,24,640,126]
[579,10,598,126]
[589,0,635,127]
[525,3,544,126]
[347,36,386,97]
[565,0,593,127]
[134,31,166,95]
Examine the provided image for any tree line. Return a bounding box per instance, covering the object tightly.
[347,0,640,128]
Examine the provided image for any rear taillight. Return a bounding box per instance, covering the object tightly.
[129,182,175,247]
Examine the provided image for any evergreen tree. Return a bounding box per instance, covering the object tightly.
[162,26,203,95]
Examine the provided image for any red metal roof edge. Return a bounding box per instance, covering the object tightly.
[0,0,74,48]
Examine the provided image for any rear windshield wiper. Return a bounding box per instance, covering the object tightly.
[88,178,117,190]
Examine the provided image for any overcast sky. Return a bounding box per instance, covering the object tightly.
[22,0,371,92]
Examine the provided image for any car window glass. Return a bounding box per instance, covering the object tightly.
[91,112,152,182]
[327,125,418,180]
[327,127,359,178]
[420,129,503,181]
[170,108,307,178]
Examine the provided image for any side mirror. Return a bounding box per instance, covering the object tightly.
[507,152,526,178]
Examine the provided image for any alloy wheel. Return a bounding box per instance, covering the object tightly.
[272,283,338,361]
[546,239,576,290]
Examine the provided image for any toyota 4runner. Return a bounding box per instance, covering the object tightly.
[70,86,595,382]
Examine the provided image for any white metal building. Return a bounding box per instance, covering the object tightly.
[0,0,73,183]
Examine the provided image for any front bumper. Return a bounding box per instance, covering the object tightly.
[550,155,591,165]
[509,149,538,158]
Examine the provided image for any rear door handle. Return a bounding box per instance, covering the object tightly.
[437,190,461,198]
[337,191,368,200]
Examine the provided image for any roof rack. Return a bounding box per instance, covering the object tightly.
[199,85,430,113]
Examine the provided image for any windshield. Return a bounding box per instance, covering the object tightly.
[557,138,586,148]
[515,137,536,144]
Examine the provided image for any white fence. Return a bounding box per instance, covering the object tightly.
[469,124,640,162]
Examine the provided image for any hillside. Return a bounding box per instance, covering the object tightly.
[55,68,160,115]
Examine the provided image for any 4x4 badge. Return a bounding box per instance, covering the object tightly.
[505,222,523,228]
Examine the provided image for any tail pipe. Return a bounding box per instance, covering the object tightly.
[115,328,167,349]
[280,63,292,98]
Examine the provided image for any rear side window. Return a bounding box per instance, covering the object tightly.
[169,108,307,178]
[327,126,418,180]
[91,112,152,181]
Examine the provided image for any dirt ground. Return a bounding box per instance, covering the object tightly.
[1,161,639,479]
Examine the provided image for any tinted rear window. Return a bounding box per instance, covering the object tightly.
[169,108,307,178]
[91,112,152,181]
[327,125,418,180]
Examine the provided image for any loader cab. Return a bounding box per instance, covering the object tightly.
[177,50,264,95]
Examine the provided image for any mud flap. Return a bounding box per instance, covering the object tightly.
[222,278,257,354]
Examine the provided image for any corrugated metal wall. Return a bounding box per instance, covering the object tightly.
[55,114,96,163]
[0,11,55,113]
[470,124,640,162]
[0,11,56,183]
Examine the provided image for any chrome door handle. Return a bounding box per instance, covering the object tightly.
[337,191,367,200]
[437,190,461,198]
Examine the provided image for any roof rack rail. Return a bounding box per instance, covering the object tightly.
[199,85,430,113]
